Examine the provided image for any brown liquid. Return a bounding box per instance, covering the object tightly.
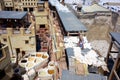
[49,64,54,66]
[28,57,34,61]
[42,55,47,58]
[48,69,54,74]
[36,54,42,57]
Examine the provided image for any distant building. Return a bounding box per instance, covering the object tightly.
[3,0,14,11]
[99,0,120,13]
[64,0,100,6]
[33,1,49,31]
[0,0,42,12]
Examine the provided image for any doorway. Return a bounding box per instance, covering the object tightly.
[40,24,45,28]
[15,48,20,54]
[24,8,27,11]
[21,51,25,57]
[29,8,33,12]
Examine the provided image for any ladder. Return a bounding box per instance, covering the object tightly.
[106,32,120,80]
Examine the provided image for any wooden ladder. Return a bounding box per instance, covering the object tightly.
[106,32,120,80]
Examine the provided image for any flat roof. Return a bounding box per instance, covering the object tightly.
[0,11,27,19]
[82,4,110,13]
[57,10,87,32]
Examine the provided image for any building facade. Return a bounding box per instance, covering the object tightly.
[2,0,39,11]
[0,27,36,57]
[3,0,14,11]
[34,1,49,31]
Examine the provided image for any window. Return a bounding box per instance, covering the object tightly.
[40,25,45,28]
[25,40,29,44]
[29,8,33,11]
[28,3,30,5]
[24,8,27,11]
[10,3,11,5]
[22,51,25,56]
[16,48,20,53]
[3,38,7,42]
[6,3,8,5]
[16,9,18,11]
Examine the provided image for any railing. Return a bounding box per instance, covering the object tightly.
[0,29,7,34]
[0,28,31,34]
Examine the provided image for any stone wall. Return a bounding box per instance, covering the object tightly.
[80,15,111,27]
[110,12,120,32]
[94,15,111,25]
[79,13,112,42]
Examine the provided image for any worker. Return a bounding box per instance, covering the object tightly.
[78,34,84,50]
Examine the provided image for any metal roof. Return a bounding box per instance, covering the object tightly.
[65,48,74,57]
[57,10,87,32]
[110,32,120,45]
[48,0,59,7]
[61,70,107,80]
[0,11,27,19]
[37,0,45,4]
[49,0,87,32]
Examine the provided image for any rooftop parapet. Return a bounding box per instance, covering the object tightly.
[0,27,35,35]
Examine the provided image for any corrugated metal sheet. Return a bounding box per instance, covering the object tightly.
[0,11,27,19]
[57,10,87,32]
[110,32,120,45]
[61,70,107,80]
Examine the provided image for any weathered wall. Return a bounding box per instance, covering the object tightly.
[0,46,11,70]
[80,15,111,27]
[79,13,112,42]
[115,16,120,32]
[0,28,36,57]
[112,13,120,32]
